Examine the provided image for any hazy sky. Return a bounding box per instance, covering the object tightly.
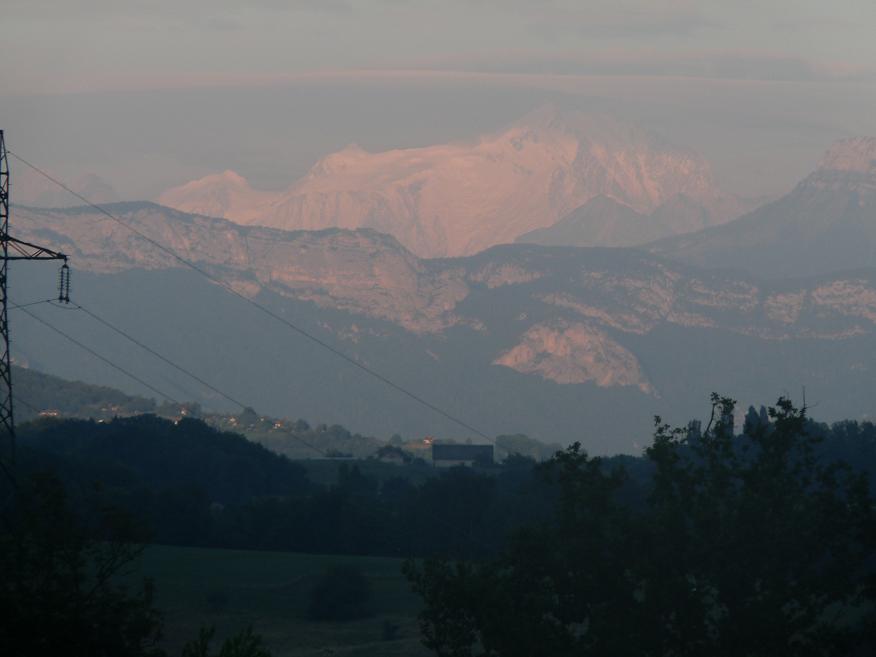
[2,0,875,199]
[5,0,876,91]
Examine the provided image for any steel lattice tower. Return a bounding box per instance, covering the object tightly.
[0,130,69,473]
[0,131,12,453]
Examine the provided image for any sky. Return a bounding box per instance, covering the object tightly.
[2,0,876,199]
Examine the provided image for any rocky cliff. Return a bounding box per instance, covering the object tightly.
[16,202,876,391]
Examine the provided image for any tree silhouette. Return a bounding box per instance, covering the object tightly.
[406,395,876,657]
[0,474,163,657]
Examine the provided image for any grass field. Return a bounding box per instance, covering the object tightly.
[295,458,440,487]
[125,545,430,657]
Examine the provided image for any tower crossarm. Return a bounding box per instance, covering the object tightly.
[0,128,71,482]
[2,235,67,261]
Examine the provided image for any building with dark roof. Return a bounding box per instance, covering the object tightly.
[431,443,493,467]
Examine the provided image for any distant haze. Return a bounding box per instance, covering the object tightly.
[3,78,876,205]
[2,2,876,203]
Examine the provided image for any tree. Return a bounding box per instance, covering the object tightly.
[637,395,875,656]
[237,407,259,426]
[406,395,876,657]
[0,473,164,657]
[0,471,276,657]
[494,434,562,462]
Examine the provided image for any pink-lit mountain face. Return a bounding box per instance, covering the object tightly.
[157,170,273,224]
[159,106,743,257]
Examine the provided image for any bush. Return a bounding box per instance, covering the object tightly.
[307,566,373,621]
[181,626,271,657]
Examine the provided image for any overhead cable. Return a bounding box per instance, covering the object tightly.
[9,151,493,441]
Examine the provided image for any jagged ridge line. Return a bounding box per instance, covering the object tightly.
[8,151,493,442]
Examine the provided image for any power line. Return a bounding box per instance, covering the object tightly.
[14,396,40,415]
[8,299,55,311]
[8,298,332,457]
[9,151,494,442]
[69,303,328,457]
[64,302,333,455]
[15,301,327,457]
[17,306,181,405]
[71,301,249,410]
[11,320,491,550]
[14,303,493,549]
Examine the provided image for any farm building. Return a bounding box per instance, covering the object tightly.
[431,443,493,467]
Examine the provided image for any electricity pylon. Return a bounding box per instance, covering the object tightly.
[1,129,69,475]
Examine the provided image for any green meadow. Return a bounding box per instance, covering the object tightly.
[125,545,430,657]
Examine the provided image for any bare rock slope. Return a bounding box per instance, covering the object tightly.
[160,106,742,257]
[17,202,876,395]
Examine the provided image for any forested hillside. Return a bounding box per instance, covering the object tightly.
[13,365,157,421]
[17,405,876,560]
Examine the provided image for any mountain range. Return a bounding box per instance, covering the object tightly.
[650,137,876,278]
[9,106,876,452]
[11,163,876,451]
[159,106,745,257]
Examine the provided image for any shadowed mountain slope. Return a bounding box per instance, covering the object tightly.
[650,137,876,278]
